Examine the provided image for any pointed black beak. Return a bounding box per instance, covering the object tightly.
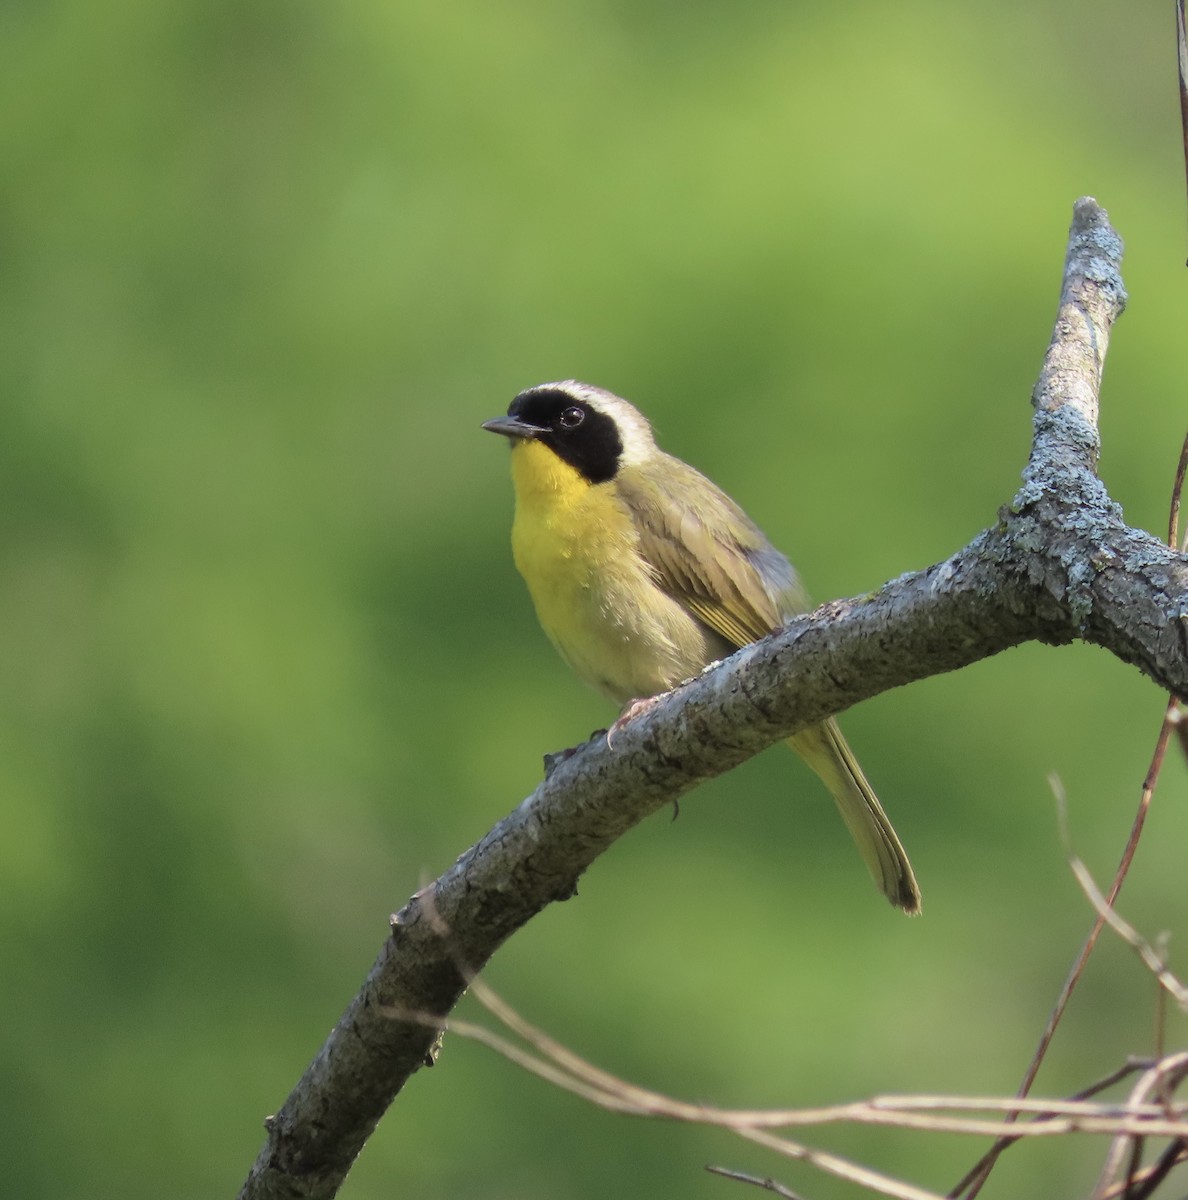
[481,415,547,440]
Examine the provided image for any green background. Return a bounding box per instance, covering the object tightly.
[3,1,1187,1197]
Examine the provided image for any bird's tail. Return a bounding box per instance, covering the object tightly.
[786,719,921,914]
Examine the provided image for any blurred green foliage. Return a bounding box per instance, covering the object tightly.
[2,1,1187,1197]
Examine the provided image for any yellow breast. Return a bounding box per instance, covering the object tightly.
[507,440,714,704]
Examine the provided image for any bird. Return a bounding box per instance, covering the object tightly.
[482,380,920,914]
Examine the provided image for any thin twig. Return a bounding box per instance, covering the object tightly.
[1110,1137,1188,1200]
[381,925,1188,1200]
[1177,0,1188,260]
[953,423,1188,1199]
[394,974,1188,1136]
[731,1125,947,1200]
[1154,933,1171,1063]
[393,973,1188,1142]
[706,1165,807,1200]
[1055,784,1188,1010]
[951,721,1173,1199]
[1121,1135,1146,1200]
[947,1065,1154,1197]
[1166,430,1188,547]
[1094,1053,1188,1198]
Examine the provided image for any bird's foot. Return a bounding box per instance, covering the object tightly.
[605,695,662,749]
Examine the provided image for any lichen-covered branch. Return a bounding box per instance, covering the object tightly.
[237,198,1188,1200]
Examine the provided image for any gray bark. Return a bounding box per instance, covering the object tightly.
[237,198,1186,1200]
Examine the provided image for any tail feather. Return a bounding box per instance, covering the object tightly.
[787,719,921,914]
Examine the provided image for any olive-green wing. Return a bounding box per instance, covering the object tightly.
[615,454,808,649]
[618,455,920,913]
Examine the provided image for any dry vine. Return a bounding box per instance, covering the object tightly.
[386,702,1188,1200]
[390,933,1188,1200]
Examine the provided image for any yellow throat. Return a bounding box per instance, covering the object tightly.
[505,438,718,704]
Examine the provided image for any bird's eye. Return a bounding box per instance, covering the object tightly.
[558,405,586,430]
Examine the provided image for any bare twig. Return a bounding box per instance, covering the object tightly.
[403,973,1188,1139]
[389,849,1188,1199]
[1121,1136,1146,1200]
[1165,431,1188,548]
[705,1166,807,1200]
[390,969,1188,1200]
[952,406,1188,1200]
[1104,1138,1188,1199]
[1177,0,1188,258]
[1094,1054,1188,1199]
[951,720,1175,1199]
[1057,791,1188,1010]
[730,1126,947,1200]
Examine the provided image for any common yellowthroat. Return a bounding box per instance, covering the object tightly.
[483,381,920,914]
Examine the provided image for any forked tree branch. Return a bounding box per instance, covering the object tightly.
[237,198,1188,1200]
